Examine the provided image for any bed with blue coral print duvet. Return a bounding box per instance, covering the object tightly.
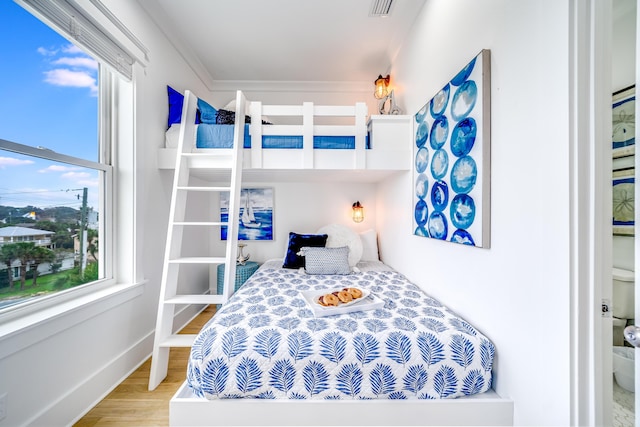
[185,260,495,401]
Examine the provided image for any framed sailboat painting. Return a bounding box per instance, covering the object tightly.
[221,187,274,240]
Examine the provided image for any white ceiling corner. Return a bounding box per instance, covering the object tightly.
[134,0,426,89]
[137,0,215,89]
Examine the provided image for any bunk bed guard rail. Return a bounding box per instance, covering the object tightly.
[247,100,369,169]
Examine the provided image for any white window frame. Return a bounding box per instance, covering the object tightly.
[0,1,146,343]
[0,62,114,316]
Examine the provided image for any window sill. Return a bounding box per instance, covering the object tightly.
[0,280,146,359]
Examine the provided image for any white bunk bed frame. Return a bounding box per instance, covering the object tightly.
[157,92,412,179]
[171,382,512,426]
[162,90,513,426]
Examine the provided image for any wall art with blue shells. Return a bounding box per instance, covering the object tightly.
[413,49,491,247]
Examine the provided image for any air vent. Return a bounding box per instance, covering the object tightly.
[369,0,394,17]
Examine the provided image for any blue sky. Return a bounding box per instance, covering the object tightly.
[0,1,99,211]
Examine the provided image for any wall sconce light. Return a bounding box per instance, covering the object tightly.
[352,201,364,223]
[374,74,390,100]
[374,74,402,115]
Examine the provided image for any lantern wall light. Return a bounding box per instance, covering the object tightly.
[374,74,402,115]
[352,201,364,223]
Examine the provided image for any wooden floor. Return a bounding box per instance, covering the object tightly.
[74,305,216,427]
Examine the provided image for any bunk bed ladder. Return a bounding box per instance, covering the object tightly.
[148,90,245,391]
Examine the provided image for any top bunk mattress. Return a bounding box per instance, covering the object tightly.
[167,124,370,150]
[186,260,495,401]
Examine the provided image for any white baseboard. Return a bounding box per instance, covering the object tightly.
[27,330,154,426]
[28,303,208,426]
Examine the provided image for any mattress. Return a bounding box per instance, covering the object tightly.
[166,124,370,150]
[186,260,495,401]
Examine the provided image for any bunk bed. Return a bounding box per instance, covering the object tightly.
[160,90,513,425]
[157,87,412,179]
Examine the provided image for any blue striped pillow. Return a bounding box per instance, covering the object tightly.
[300,246,351,275]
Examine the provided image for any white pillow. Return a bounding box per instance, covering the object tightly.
[360,229,380,261]
[165,123,197,148]
[165,124,181,148]
[316,224,363,267]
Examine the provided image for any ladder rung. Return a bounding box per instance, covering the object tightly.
[165,295,225,305]
[168,256,226,264]
[181,149,234,157]
[176,186,231,192]
[159,334,197,347]
[179,152,234,169]
[173,221,226,226]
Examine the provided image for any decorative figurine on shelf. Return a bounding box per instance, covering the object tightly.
[237,243,250,265]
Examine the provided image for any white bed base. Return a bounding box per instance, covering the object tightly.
[170,381,513,426]
[158,91,412,173]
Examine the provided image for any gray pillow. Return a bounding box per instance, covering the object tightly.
[299,246,351,275]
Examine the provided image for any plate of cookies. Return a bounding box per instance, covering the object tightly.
[315,287,368,307]
[301,287,384,317]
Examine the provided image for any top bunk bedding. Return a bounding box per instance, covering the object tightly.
[158,87,412,172]
[166,123,370,150]
[186,258,495,401]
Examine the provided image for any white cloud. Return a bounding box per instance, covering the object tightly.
[36,167,97,189]
[39,43,98,96]
[62,44,84,55]
[43,69,98,96]
[38,165,79,173]
[0,157,35,169]
[52,56,98,70]
[62,171,92,180]
[77,178,99,188]
[61,171,99,188]
[37,46,58,56]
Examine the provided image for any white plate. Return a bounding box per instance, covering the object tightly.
[301,287,384,317]
[314,287,371,308]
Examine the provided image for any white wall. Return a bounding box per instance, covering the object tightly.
[204,86,378,123]
[378,1,571,425]
[613,0,637,92]
[210,180,378,267]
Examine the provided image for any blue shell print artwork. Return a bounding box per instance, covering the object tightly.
[412,50,491,248]
[612,85,635,159]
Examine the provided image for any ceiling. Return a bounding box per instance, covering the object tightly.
[137,0,426,88]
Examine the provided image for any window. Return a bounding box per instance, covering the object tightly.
[0,1,114,312]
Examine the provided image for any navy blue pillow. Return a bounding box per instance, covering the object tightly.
[167,85,203,129]
[283,232,328,269]
[167,86,184,128]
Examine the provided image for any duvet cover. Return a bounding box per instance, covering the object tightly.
[186,261,495,400]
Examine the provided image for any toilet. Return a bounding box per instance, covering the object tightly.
[612,267,635,392]
[612,267,635,346]
[613,346,635,392]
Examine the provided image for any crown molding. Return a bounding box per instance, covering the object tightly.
[209,80,372,93]
[136,0,215,89]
